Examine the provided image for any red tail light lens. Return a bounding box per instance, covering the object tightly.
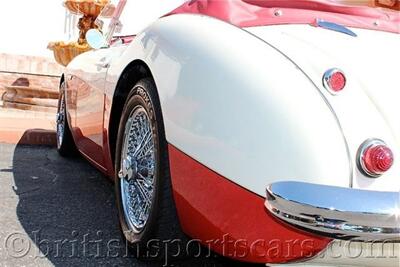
[323,68,346,93]
[358,139,394,177]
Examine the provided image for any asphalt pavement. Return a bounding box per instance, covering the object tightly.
[0,143,260,267]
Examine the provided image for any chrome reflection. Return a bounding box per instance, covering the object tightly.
[316,19,357,37]
[119,106,155,232]
[56,93,65,148]
[265,181,400,241]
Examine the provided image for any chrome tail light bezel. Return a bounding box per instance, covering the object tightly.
[322,68,346,95]
[357,139,394,178]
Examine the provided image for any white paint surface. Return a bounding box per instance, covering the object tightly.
[99,14,352,196]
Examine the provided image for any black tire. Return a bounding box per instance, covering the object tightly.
[56,81,76,157]
[114,78,189,262]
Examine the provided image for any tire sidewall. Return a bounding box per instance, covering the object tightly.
[115,81,162,247]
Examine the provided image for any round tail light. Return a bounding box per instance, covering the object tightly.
[323,68,346,94]
[358,139,394,178]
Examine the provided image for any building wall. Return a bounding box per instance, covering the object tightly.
[0,53,62,106]
[0,0,65,104]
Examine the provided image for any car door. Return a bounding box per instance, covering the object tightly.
[66,48,113,170]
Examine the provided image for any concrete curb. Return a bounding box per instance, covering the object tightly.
[0,129,56,146]
[0,108,56,146]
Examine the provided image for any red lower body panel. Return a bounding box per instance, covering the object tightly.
[168,144,331,264]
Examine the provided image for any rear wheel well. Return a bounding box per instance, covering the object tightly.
[108,60,155,166]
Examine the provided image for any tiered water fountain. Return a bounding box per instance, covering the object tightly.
[48,0,109,67]
[1,0,110,112]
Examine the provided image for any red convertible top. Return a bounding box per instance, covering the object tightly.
[167,0,400,33]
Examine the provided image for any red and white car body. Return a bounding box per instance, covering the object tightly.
[60,0,400,266]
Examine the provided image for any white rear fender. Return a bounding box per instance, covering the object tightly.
[107,14,350,196]
[247,25,400,192]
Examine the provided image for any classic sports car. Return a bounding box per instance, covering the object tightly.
[56,0,400,265]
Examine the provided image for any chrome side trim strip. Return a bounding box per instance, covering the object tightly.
[316,19,358,37]
[265,181,400,241]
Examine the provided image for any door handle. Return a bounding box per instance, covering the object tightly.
[96,62,110,68]
[96,57,111,68]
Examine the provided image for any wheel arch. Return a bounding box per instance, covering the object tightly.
[108,59,159,167]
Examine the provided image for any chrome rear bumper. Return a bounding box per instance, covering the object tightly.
[265,182,400,241]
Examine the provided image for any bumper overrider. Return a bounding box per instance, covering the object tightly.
[265,181,400,241]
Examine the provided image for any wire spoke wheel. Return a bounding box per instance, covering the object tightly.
[119,106,156,232]
[56,93,66,149]
[56,81,76,157]
[115,79,188,260]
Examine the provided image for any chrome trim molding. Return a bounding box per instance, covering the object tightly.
[265,181,400,241]
[316,20,358,37]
